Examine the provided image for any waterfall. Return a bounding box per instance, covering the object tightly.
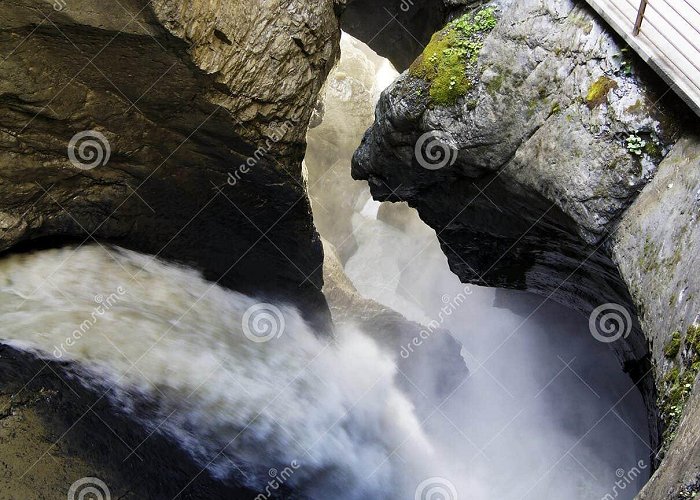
[0,32,650,500]
[0,245,434,499]
[304,33,650,500]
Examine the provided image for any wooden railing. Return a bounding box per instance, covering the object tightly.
[584,0,700,116]
[633,0,648,35]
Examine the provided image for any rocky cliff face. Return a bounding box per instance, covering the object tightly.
[0,0,341,495]
[0,0,340,324]
[353,0,700,496]
[614,136,700,499]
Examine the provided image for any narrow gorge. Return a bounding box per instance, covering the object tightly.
[0,1,698,499]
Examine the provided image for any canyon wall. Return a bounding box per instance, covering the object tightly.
[0,0,341,495]
[0,0,340,324]
[1,0,699,497]
[352,0,700,496]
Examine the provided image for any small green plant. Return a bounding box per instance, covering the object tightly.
[626,134,646,156]
[620,47,633,76]
[687,324,700,352]
[613,47,634,76]
[678,483,700,500]
[409,7,498,106]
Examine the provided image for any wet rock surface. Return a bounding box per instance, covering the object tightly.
[0,0,341,325]
[0,0,341,495]
[352,0,700,496]
[353,0,685,306]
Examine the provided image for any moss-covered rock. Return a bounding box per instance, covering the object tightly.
[409,7,497,106]
[659,324,700,451]
[353,0,696,493]
[586,75,618,108]
[665,331,682,358]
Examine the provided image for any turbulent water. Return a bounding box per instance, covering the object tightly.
[0,245,436,499]
[0,33,650,500]
[304,33,650,500]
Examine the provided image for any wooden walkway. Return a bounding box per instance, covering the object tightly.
[584,0,700,116]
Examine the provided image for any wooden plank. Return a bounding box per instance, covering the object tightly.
[584,0,700,117]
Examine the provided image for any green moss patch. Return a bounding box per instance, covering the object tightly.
[409,8,497,106]
[687,324,700,351]
[485,69,508,96]
[640,236,660,272]
[659,324,700,451]
[664,331,682,358]
[586,76,618,109]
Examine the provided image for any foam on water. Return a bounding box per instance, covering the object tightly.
[0,245,434,499]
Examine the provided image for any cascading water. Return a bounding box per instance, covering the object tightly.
[0,33,651,500]
[304,33,651,499]
[0,246,435,499]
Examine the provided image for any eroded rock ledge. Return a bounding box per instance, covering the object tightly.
[352,0,700,496]
[0,0,340,323]
[0,344,254,498]
[339,0,450,71]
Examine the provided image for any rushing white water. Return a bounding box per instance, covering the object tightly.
[0,245,437,499]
